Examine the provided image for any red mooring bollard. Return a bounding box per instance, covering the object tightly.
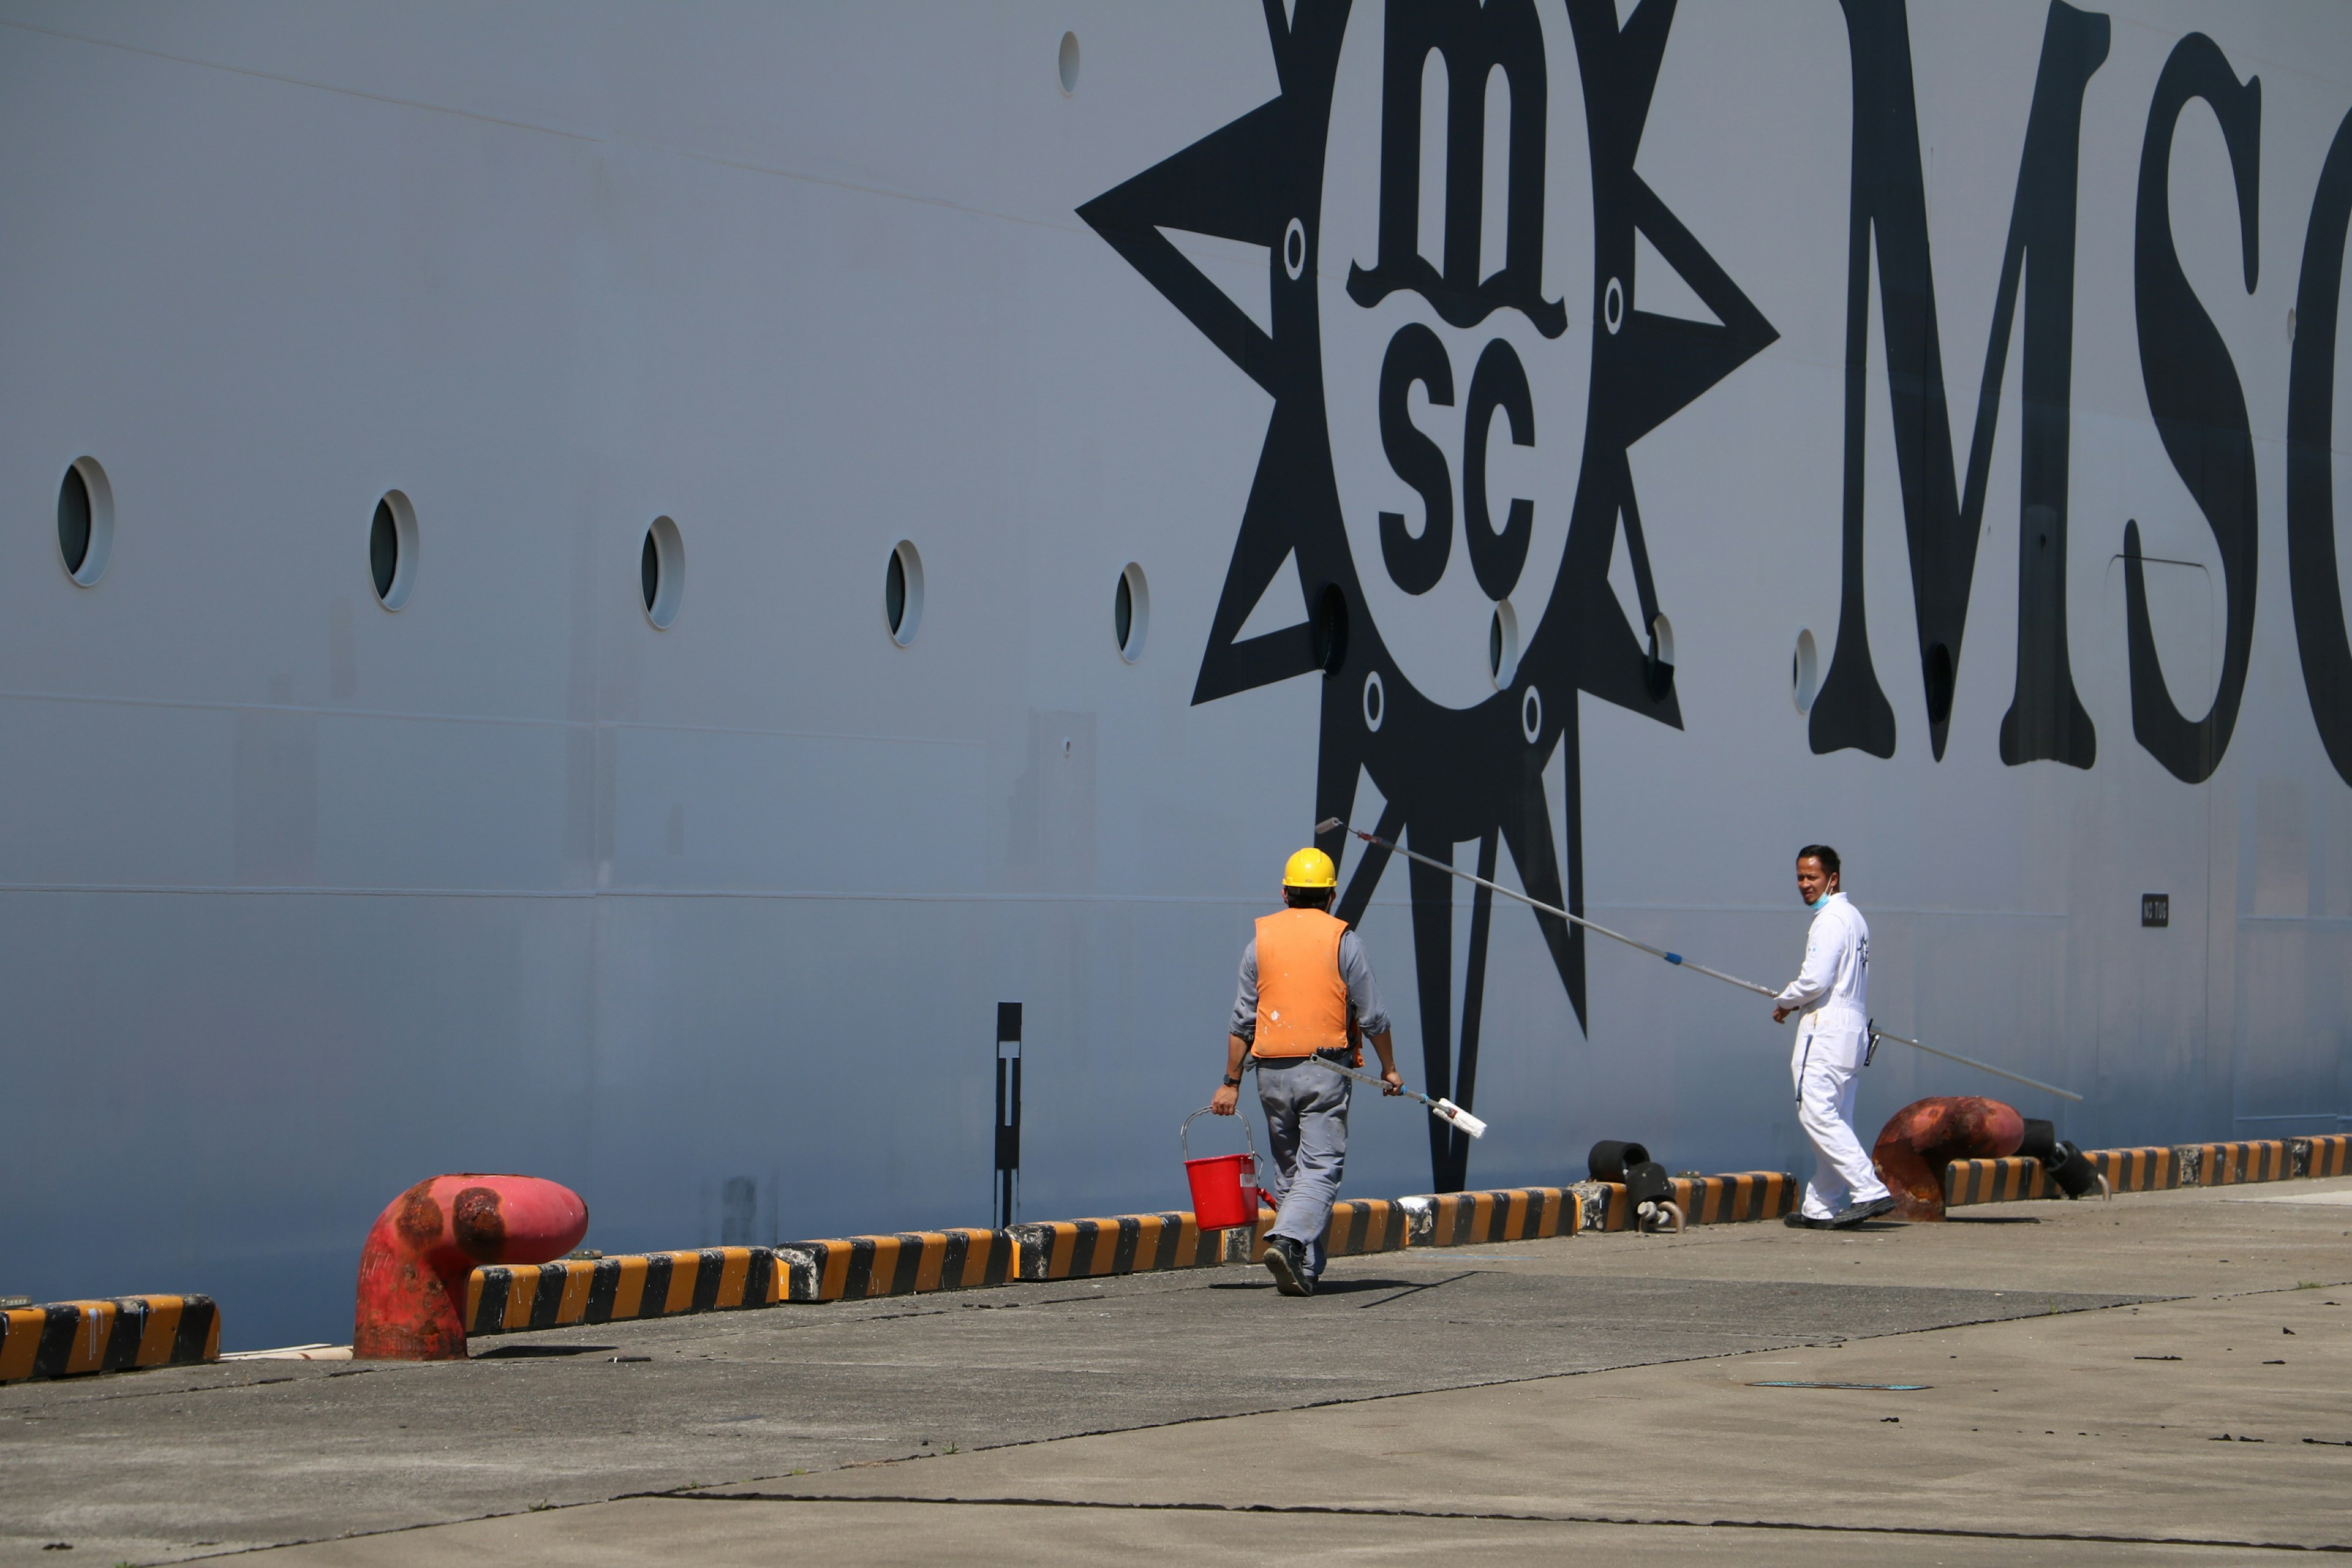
[1871,1097,2023,1222]
[352,1174,589,1360]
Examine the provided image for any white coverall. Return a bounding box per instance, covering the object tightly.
[1773,891,1893,1221]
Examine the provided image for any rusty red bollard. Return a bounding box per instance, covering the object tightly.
[353,1174,589,1360]
[1871,1098,2022,1223]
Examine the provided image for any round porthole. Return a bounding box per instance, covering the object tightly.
[1645,612,1675,700]
[56,457,114,587]
[1284,218,1306,280]
[1792,628,1820,713]
[369,490,418,610]
[1923,640,1955,727]
[884,540,925,646]
[1114,562,1150,662]
[1488,600,1521,688]
[1058,31,1080,94]
[1604,277,1624,334]
[641,515,685,629]
[1362,670,1385,732]
[1521,685,1542,743]
[1311,583,1350,677]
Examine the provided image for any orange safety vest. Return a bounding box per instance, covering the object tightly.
[1253,907,1351,1058]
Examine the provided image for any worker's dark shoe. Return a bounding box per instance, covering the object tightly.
[1783,1212,1831,1230]
[1830,1195,1898,1229]
[1262,1235,1314,1297]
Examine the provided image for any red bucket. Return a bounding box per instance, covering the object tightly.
[1181,1109,1261,1230]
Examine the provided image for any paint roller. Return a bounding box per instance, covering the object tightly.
[1314,1059,1487,1139]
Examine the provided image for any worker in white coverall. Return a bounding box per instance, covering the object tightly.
[1209,846,1401,1297]
[1771,845,1898,1230]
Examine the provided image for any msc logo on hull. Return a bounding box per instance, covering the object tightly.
[1082,0,1773,1190]
[1083,0,2352,1189]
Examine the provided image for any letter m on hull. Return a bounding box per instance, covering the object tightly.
[1811,0,2109,766]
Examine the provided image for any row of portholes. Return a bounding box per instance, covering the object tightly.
[51,458,1158,660]
[56,457,1845,699]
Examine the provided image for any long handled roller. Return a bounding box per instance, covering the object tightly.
[1316,818,2081,1103]
[1319,1060,1488,1139]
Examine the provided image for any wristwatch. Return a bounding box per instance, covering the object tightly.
[1221,1074,1242,1088]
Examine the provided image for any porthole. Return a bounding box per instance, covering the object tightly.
[1362,670,1385,732]
[369,490,418,611]
[884,540,925,646]
[1645,612,1675,701]
[1792,628,1820,713]
[1604,277,1624,334]
[641,515,685,629]
[1311,583,1349,676]
[56,457,114,587]
[1114,562,1150,662]
[1058,31,1080,94]
[1284,218,1307,280]
[1923,640,1955,727]
[1488,600,1520,688]
[1521,685,1542,743]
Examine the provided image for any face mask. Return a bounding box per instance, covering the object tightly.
[1804,889,1828,910]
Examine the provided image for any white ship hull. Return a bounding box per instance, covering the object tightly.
[2,0,2347,1346]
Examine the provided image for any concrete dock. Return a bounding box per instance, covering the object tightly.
[4,1178,2347,1565]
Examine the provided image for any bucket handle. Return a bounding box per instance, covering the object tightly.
[1181,1107,1258,1163]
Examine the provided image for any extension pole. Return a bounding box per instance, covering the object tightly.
[1316,818,2081,1103]
[1322,1061,1487,1139]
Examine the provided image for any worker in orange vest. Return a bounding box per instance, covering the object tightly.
[1210,845,1401,1296]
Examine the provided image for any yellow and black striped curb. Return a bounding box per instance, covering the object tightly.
[1324,1198,1411,1257]
[1945,1134,2352,1209]
[2190,1140,2293,1185]
[1570,1172,1796,1232]
[0,1295,219,1383]
[466,1248,786,1335]
[1010,1213,1244,1281]
[2089,1146,2180,1191]
[1401,1186,1579,1246]
[1944,1156,2057,1205]
[453,1134,2352,1331]
[777,1230,1018,1302]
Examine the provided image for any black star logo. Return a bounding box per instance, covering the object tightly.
[1081,0,1774,1190]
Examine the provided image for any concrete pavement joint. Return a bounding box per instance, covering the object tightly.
[644,1489,2352,1555]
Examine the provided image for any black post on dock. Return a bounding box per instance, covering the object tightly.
[995,1002,1022,1229]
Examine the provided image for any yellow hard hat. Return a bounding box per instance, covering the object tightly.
[1282,846,1337,889]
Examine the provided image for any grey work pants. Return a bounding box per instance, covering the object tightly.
[1256,1055,1351,1282]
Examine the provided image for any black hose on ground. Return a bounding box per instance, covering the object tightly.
[1588,1140,1651,1183]
[2020,1118,2101,1197]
